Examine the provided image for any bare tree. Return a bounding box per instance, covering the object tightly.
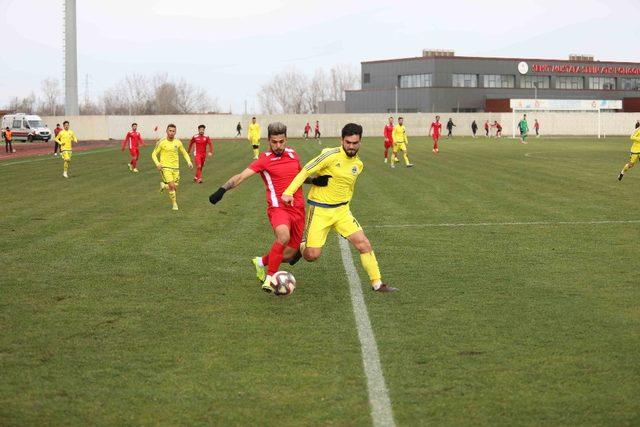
[41,78,61,115]
[175,78,214,114]
[305,68,329,113]
[8,93,37,113]
[124,74,152,114]
[258,67,309,114]
[327,64,360,101]
[154,82,180,114]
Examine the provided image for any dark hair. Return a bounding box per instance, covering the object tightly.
[167,124,176,130]
[268,122,287,138]
[398,116,403,120]
[63,121,69,125]
[341,123,363,139]
[252,116,256,120]
[56,123,60,126]
[132,122,137,126]
[198,124,205,129]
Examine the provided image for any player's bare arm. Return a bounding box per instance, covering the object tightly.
[209,168,256,204]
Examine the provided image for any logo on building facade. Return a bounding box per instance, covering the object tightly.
[518,61,529,75]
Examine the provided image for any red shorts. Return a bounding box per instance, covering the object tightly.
[384,139,392,148]
[129,148,139,158]
[432,134,440,141]
[195,154,207,166]
[267,206,305,249]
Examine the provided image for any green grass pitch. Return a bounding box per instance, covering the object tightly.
[1,135,639,425]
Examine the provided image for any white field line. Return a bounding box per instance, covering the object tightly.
[366,220,640,229]
[0,147,119,167]
[338,237,395,427]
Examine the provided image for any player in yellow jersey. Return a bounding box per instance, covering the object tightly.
[54,120,79,178]
[282,123,397,292]
[619,127,640,180]
[247,116,261,159]
[390,116,414,169]
[151,124,193,210]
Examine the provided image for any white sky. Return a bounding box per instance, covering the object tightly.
[1,0,639,113]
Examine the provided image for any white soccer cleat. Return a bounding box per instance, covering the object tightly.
[384,158,388,163]
[172,204,179,211]
[133,168,139,173]
[63,171,68,178]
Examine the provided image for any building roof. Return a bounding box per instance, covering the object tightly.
[362,55,640,66]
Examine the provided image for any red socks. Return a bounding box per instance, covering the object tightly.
[267,241,285,276]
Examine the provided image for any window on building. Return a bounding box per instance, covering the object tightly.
[621,78,640,90]
[520,75,550,89]
[588,76,616,90]
[556,76,584,90]
[452,74,478,87]
[399,74,432,88]
[363,73,370,84]
[483,74,515,88]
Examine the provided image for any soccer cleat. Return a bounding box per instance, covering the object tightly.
[406,163,414,168]
[62,171,68,178]
[261,277,274,294]
[618,172,624,181]
[384,158,388,163]
[172,204,179,211]
[373,283,398,292]
[193,177,198,183]
[252,257,266,283]
[54,153,58,156]
[128,163,133,171]
[390,163,395,168]
[160,182,167,193]
[432,149,438,154]
[133,168,139,173]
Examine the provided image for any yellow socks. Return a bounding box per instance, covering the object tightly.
[403,153,410,165]
[64,161,69,172]
[360,251,381,284]
[622,164,630,173]
[253,147,259,158]
[168,190,177,205]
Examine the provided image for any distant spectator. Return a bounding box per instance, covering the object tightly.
[635,120,640,130]
[236,122,242,137]
[534,119,540,137]
[446,118,456,138]
[471,120,478,138]
[53,123,62,155]
[4,127,14,153]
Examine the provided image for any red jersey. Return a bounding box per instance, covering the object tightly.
[54,127,62,137]
[304,124,311,132]
[315,123,320,131]
[430,122,442,136]
[383,124,394,141]
[122,131,144,150]
[188,134,212,157]
[495,123,502,130]
[484,122,489,130]
[534,122,539,129]
[249,148,304,209]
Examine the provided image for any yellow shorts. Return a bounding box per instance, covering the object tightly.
[629,152,640,166]
[161,168,180,185]
[305,203,362,248]
[249,138,260,146]
[393,142,407,152]
[61,150,72,161]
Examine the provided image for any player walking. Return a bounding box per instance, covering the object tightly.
[391,117,414,168]
[618,127,640,181]
[303,122,311,139]
[518,114,529,144]
[282,123,397,292]
[53,123,62,155]
[314,120,321,143]
[247,117,261,159]
[236,122,242,137]
[188,124,213,184]
[429,115,442,154]
[446,118,456,138]
[209,122,329,293]
[534,119,540,137]
[151,124,193,211]
[471,120,478,138]
[55,121,78,178]
[484,120,490,137]
[121,123,145,172]
[383,116,394,163]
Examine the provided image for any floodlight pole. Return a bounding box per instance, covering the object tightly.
[64,0,79,115]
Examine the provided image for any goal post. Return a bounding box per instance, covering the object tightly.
[509,99,622,139]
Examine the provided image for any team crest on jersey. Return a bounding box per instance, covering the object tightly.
[351,165,358,174]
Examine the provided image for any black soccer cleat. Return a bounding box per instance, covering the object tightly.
[373,284,398,292]
[618,173,624,181]
[288,249,302,265]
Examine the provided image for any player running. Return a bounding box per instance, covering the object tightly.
[618,126,640,181]
[518,114,529,144]
[314,120,321,143]
[282,123,398,293]
[247,117,261,159]
[151,124,193,211]
[209,122,329,293]
[383,116,394,163]
[429,115,442,154]
[55,121,78,178]
[121,123,145,172]
[188,124,213,184]
[484,120,490,137]
[391,117,414,168]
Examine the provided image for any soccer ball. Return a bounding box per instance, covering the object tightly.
[271,271,296,296]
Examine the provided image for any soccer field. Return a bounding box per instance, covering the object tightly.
[1,135,639,425]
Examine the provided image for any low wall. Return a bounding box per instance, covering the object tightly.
[40,112,640,141]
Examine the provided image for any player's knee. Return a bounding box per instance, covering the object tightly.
[303,247,320,261]
[355,237,372,253]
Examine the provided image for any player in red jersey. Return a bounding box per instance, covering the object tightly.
[383,116,394,163]
[484,120,490,137]
[188,124,213,183]
[303,122,311,139]
[314,120,321,143]
[121,123,145,172]
[209,122,329,294]
[429,115,442,154]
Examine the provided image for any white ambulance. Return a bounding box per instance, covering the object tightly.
[1,113,52,142]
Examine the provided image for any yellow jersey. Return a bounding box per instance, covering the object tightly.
[392,124,408,144]
[248,123,261,141]
[631,128,640,153]
[284,146,364,206]
[55,129,77,151]
[151,138,192,169]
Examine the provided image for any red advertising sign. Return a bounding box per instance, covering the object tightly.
[531,64,640,75]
